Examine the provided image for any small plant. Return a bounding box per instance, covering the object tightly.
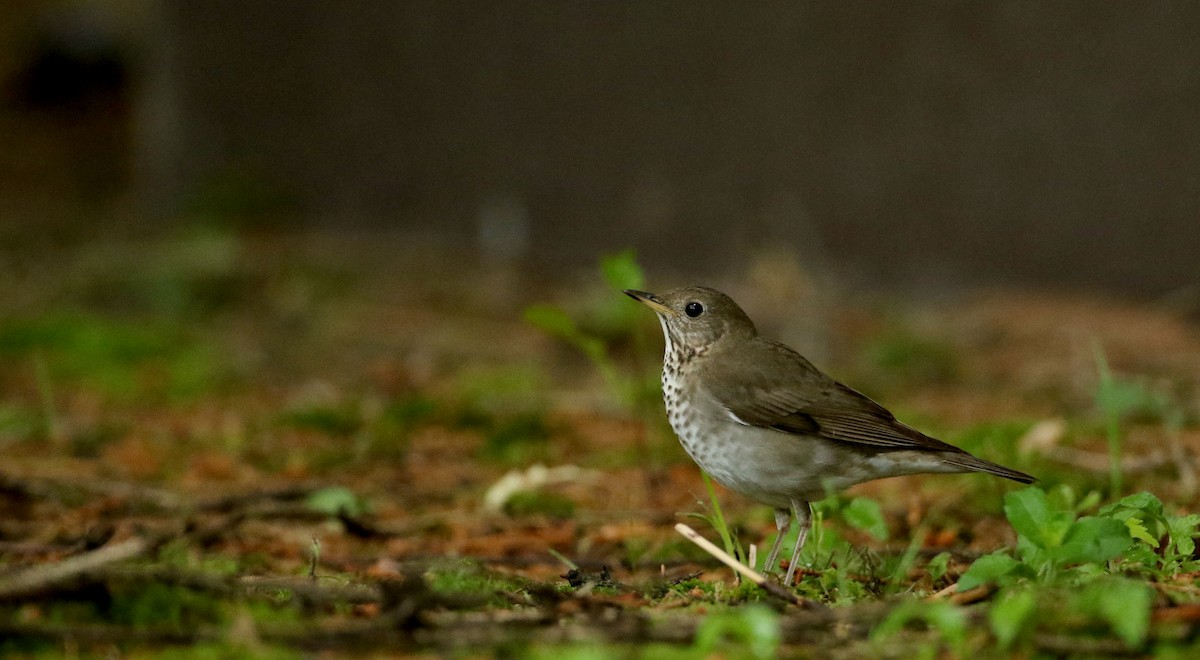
[1092,341,1181,497]
[305,485,369,518]
[0,403,39,447]
[523,249,659,409]
[871,600,967,658]
[278,403,362,436]
[683,472,748,568]
[925,551,952,586]
[425,560,530,608]
[693,604,781,660]
[478,412,553,464]
[957,486,1131,590]
[1097,491,1200,577]
[278,393,436,464]
[984,576,1155,652]
[986,588,1037,649]
[787,495,896,600]
[503,490,576,520]
[959,486,1200,596]
[838,496,891,542]
[864,323,960,388]
[1093,341,1137,496]
[805,493,890,558]
[0,312,229,402]
[1075,577,1154,648]
[107,582,226,630]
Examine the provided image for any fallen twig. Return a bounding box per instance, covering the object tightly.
[0,537,152,601]
[949,584,995,605]
[240,576,382,606]
[926,582,958,600]
[0,472,183,510]
[196,484,326,513]
[674,523,810,607]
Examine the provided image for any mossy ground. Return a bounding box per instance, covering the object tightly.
[2,228,1200,657]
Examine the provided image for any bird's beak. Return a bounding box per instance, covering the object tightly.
[623,289,674,316]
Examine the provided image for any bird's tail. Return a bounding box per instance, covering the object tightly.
[942,453,1036,484]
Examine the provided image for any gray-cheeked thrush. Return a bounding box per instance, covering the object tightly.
[625,286,1035,585]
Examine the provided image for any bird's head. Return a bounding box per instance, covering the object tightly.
[623,286,757,355]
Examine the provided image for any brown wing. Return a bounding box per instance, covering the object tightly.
[707,339,966,453]
[705,339,1035,483]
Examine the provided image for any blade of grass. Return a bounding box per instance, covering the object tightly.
[701,471,742,564]
[32,352,62,445]
[1092,341,1123,496]
[547,548,579,571]
[674,523,806,606]
[886,523,927,596]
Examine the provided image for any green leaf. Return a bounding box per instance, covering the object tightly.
[957,552,1021,591]
[694,605,780,660]
[1081,579,1153,648]
[1125,517,1159,548]
[926,552,951,582]
[1005,487,1073,551]
[1118,491,1164,513]
[843,497,889,540]
[599,249,645,291]
[523,304,581,341]
[1099,491,1164,519]
[1057,516,1132,564]
[1074,489,1103,514]
[989,589,1037,649]
[524,304,610,368]
[872,601,966,655]
[1169,514,1200,557]
[305,486,366,517]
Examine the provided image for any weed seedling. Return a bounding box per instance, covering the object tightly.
[1091,340,1182,497]
[502,490,577,520]
[958,486,1131,590]
[693,605,781,659]
[871,599,967,658]
[525,252,659,406]
[683,472,747,569]
[425,560,529,608]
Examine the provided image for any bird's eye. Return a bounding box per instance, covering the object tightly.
[685,301,704,318]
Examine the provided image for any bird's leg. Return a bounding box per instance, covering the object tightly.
[761,507,792,575]
[782,500,812,586]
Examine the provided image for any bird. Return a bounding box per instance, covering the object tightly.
[624,286,1035,585]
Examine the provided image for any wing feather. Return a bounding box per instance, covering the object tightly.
[700,338,1035,484]
[705,339,965,454]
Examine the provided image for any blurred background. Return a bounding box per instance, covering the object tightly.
[2,1,1199,512]
[3,1,1199,296]
[4,4,1200,652]
[4,0,1200,637]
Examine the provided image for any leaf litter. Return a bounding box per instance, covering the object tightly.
[2,236,1200,655]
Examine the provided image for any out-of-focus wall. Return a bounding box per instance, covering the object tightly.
[134,2,1200,294]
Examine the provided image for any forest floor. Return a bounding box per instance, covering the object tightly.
[2,229,1200,657]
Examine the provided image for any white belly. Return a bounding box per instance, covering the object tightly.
[665,385,960,507]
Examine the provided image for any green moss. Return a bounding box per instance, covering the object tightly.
[0,404,39,445]
[135,641,302,659]
[502,490,576,520]
[0,312,230,402]
[479,413,553,464]
[865,327,960,386]
[108,583,225,628]
[426,560,528,607]
[277,405,361,436]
